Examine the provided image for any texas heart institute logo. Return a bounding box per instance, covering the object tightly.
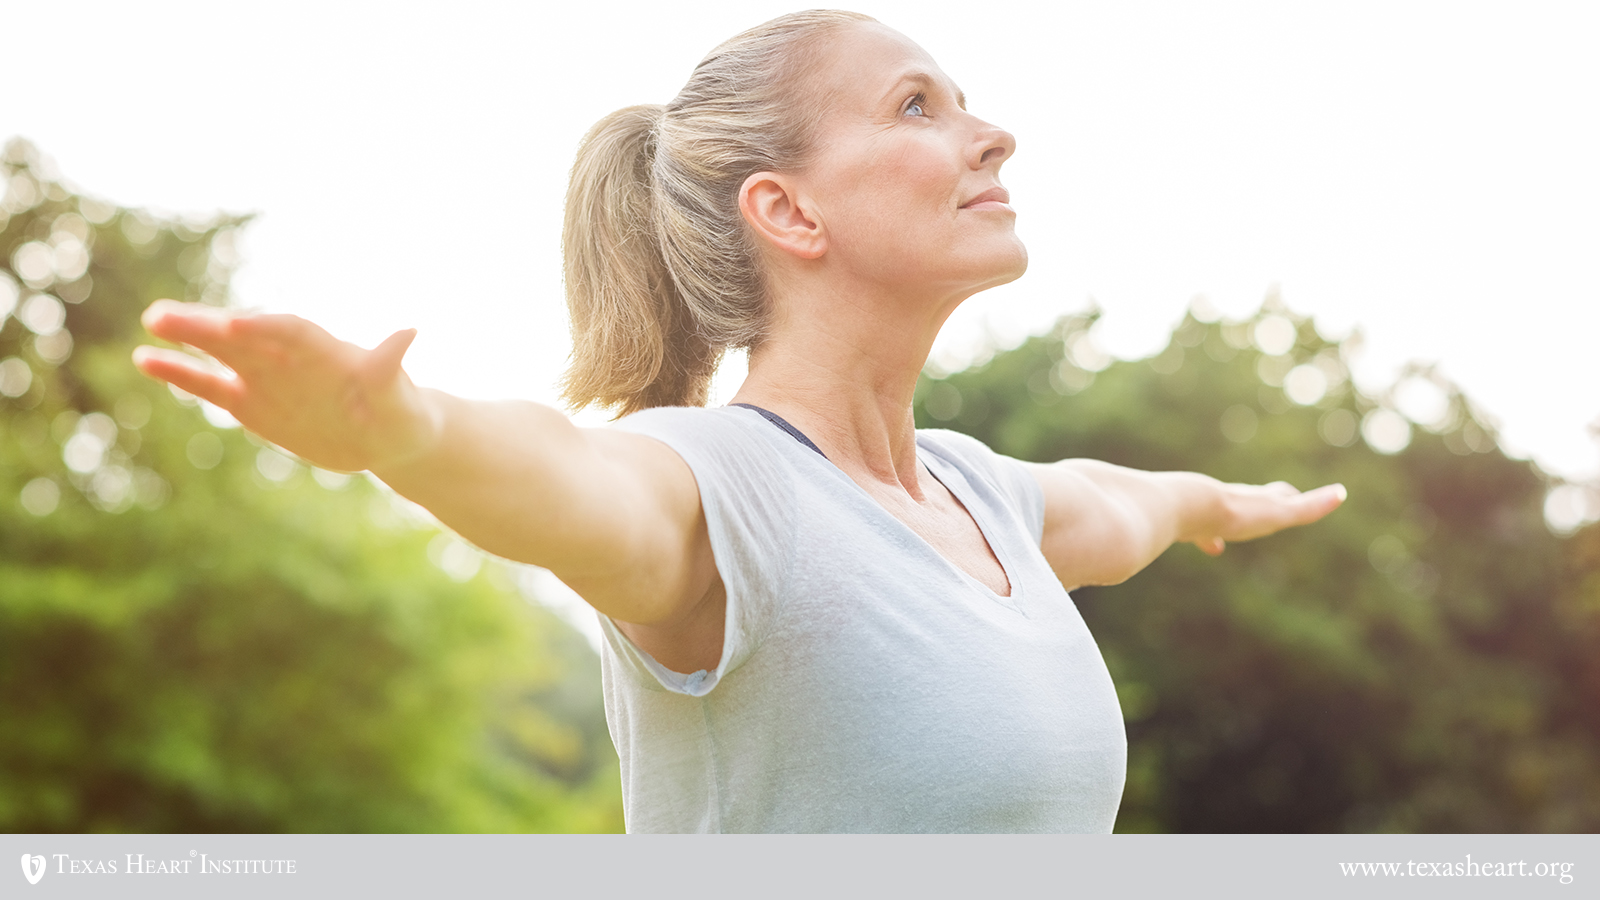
[20,854,46,885]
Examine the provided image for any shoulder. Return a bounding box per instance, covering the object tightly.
[915,426,997,462]
[611,405,777,464]
[916,427,1023,484]
[602,406,802,692]
[613,404,764,438]
[610,404,805,529]
[917,427,1046,542]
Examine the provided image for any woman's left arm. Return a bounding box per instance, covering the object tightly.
[1023,459,1346,591]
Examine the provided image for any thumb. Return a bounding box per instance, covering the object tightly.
[1298,483,1348,522]
[366,328,418,381]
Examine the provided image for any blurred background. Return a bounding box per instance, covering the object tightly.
[0,149,624,831]
[3,1,1598,832]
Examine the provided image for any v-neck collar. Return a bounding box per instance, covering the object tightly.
[917,441,1027,614]
[726,406,1026,615]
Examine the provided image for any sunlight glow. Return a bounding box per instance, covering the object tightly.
[1252,316,1297,357]
[185,432,223,469]
[0,358,33,398]
[255,447,297,483]
[515,565,602,652]
[33,329,72,365]
[1545,484,1600,535]
[1067,333,1112,372]
[63,432,107,474]
[19,477,60,516]
[199,399,240,429]
[428,533,484,583]
[1319,408,1358,448]
[17,293,65,335]
[1362,409,1412,455]
[0,272,17,319]
[312,468,353,490]
[1393,377,1451,432]
[1283,365,1328,406]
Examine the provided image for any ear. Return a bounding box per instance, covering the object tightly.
[738,172,826,260]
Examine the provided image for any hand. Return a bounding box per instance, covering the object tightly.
[132,300,439,473]
[1188,481,1347,556]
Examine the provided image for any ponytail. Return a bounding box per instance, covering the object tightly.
[560,105,718,414]
[559,10,875,415]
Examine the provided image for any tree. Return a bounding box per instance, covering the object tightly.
[0,139,622,832]
[916,297,1600,832]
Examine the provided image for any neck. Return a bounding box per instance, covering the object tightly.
[730,282,961,495]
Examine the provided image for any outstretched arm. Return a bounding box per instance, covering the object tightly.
[1024,458,1345,591]
[132,301,719,641]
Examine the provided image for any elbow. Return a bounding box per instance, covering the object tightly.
[1047,544,1148,591]
[1066,562,1140,591]
[1048,515,1161,590]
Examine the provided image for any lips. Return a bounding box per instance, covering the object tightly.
[960,187,1012,210]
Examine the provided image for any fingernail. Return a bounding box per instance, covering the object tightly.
[1331,484,1348,502]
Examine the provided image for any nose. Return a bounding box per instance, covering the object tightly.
[969,117,1015,169]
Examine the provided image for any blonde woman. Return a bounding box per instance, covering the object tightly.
[135,10,1345,832]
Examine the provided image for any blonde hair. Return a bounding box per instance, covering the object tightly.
[560,10,874,415]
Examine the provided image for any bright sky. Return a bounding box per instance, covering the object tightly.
[8,1,1599,491]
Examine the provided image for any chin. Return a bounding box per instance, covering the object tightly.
[972,237,1029,292]
[1003,239,1029,281]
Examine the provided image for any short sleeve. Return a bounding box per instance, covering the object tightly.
[916,428,1046,545]
[599,406,799,696]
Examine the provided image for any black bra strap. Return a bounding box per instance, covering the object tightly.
[728,403,828,460]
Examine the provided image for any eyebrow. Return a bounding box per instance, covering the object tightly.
[892,71,967,110]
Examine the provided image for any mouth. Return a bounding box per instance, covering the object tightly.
[959,187,1013,211]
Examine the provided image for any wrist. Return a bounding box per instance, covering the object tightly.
[369,387,448,476]
[1169,471,1227,544]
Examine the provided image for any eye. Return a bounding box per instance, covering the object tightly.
[903,93,928,117]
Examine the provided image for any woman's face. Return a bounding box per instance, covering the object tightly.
[796,22,1027,303]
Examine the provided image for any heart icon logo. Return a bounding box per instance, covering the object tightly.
[20,854,46,885]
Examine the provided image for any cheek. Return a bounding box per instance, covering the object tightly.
[877,142,957,211]
[836,151,956,243]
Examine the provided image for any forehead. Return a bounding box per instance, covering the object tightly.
[807,22,959,110]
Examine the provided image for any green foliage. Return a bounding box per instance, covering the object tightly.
[10,132,1596,834]
[917,300,1600,832]
[1,140,623,833]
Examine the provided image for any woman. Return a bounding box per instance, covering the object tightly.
[134,11,1345,832]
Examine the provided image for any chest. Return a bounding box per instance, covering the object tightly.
[855,470,1012,596]
[707,526,1127,832]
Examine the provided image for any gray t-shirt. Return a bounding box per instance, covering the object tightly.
[600,405,1126,832]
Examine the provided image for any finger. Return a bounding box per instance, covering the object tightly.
[228,311,327,344]
[132,345,244,410]
[1197,536,1226,556]
[365,328,418,382]
[1288,483,1347,525]
[147,306,342,384]
[141,300,243,355]
[1308,483,1347,509]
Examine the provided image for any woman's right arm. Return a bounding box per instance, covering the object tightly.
[132,301,719,636]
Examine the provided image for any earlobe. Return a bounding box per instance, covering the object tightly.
[739,172,826,260]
